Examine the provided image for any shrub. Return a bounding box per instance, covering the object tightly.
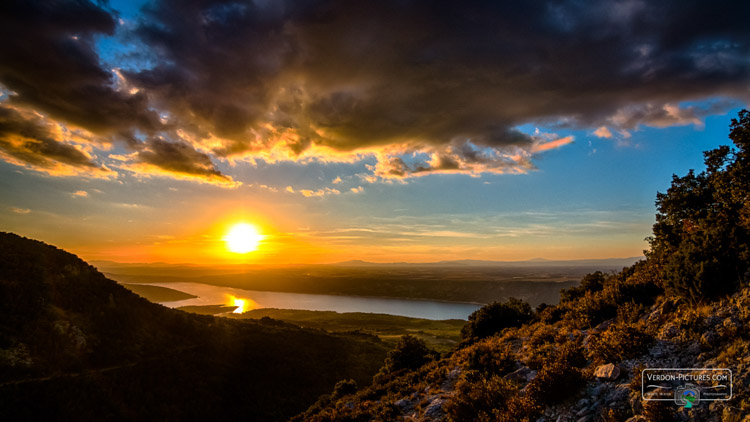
[444,372,517,422]
[331,379,358,399]
[525,359,585,405]
[381,335,437,373]
[560,271,607,302]
[465,342,516,376]
[564,291,617,329]
[587,322,653,364]
[536,304,564,323]
[461,298,533,341]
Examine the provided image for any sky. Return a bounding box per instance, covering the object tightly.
[0,0,749,264]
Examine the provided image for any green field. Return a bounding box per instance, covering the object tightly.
[230,308,466,353]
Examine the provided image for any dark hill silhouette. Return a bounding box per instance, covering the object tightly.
[0,232,388,421]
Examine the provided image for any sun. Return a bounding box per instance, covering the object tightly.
[224,223,264,254]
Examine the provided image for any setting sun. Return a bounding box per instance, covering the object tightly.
[224,223,264,254]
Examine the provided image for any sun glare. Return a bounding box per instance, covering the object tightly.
[224,223,263,254]
[232,297,247,314]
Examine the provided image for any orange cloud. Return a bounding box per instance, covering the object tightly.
[531,136,575,153]
[116,161,241,188]
[593,126,613,138]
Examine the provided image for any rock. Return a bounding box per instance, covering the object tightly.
[594,363,621,380]
[395,399,410,408]
[422,397,445,419]
[577,416,593,422]
[590,383,606,396]
[685,342,701,356]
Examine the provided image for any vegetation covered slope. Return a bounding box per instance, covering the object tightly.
[295,111,750,421]
[0,233,389,421]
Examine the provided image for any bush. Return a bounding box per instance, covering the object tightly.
[587,322,653,364]
[465,342,516,376]
[560,271,607,302]
[381,335,436,373]
[563,291,617,329]
[461,298,533,341]
[525,359,585,405]
[331,379,358,399]
[444,372,517,422]
[536,304,564,323]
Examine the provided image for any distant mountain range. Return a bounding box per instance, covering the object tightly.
[334,257,643,268]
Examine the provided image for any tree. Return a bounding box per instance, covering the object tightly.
[560,271,607,302]
[461,298,532,341]
[648,110,750,303]
[382,335,437,373]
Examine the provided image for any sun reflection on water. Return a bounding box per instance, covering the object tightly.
[227,295,257,314]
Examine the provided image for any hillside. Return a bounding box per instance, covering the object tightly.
[0,232,389,421]
[297,268,750,421]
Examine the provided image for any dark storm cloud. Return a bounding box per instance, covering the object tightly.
[1,0,749,181]
[0,106,108,174]
[123,137,237,185]
[123,0,750,161]
[0,0,161,135]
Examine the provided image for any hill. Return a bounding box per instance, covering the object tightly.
[0,232,389,421]
[120,283,197,302]
[296,270,750,421]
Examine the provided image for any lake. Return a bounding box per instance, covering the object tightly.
[143,281,481,320]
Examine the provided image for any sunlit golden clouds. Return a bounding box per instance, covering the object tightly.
[0,106,115,178]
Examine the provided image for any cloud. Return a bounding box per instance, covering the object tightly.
[115,137,240,187]
[9,207,30,214]
[72,190,88,198]
[0,106,113,177]
[0,0,162,135]
[1,0,749,182]
[300,187,341,197]
[593,126,613,138]
[531,136,575,153]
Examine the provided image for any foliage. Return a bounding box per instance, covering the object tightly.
[525,357,585,405]
[586,322,653,364]
[380,335,437,374]
[560,271,607,302]
[461,298,533,341]
[332,379,358,398]
[465,342,516,376]
[444,371,517,422]
[563,291,618,329]
[648,110,750,303]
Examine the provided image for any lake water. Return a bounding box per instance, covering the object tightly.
[144,281,481,320]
